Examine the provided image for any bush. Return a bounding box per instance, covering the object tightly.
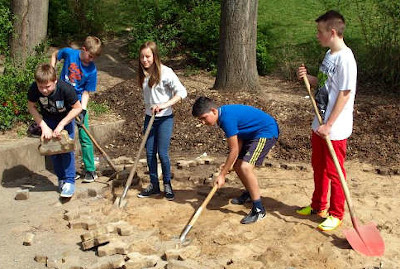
[0,54,47,131]
[0,1,12,55]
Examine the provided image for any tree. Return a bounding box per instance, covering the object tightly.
[214,0,259,92]
[9,0,49,63]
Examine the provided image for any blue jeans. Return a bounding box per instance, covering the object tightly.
[144,114,173,188]
[44,118,76,184]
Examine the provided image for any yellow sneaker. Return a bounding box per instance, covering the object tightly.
[296,205,328,218]
[317,216,342,231]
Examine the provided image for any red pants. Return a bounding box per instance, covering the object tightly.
[311,132,347,219]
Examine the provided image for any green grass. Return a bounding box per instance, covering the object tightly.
[257,0,364,78]
[88,101,110,117]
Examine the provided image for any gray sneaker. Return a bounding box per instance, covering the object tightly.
[137,183,161,198]
[83,171,97,183]
[240,207,266,224]
[164,183,175,201]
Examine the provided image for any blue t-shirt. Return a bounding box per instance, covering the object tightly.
[218,104,279,140]
[57,47,97,101]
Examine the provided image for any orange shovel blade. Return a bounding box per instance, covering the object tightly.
[343,222,385,256]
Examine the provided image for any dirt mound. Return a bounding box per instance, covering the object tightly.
[93,71,400,168]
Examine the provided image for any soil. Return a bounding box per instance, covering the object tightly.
[0,38,399,269]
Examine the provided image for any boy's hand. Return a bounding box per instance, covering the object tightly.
[316,124,331,138]
[41,125,53,140]
[297,64,307,80]
[76,109,86,126]
[53,123,65,138]
[214,174,226,188]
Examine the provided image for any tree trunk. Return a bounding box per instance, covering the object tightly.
[214,0,259,92]
[10,0,49,63]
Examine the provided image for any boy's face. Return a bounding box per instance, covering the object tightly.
[81,47,96,65]
[37,80,57,96]
[316,21,333,47]
[197,108,218,126]
[140,47,154,70]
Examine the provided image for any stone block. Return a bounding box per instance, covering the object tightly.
[163,246,201,261]
[97,244,117,257]
[82,239,96,250]
[69,221,84,229]
[117,225,134,236]
[34,254,47,263]
[166,259,203,269]
[15,189,29,200]
[126,252,159,268]
[23,232,35,246]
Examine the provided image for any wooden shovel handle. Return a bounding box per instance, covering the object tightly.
[76,116,118,173]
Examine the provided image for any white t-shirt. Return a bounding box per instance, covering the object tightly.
[142,65,187,117]
[312,46,357,140]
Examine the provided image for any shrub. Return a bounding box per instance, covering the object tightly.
[0,1,12,55]
[0,53,47,131]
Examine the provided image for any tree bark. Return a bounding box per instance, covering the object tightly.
[214,0,259,92]
[10,0,49,63]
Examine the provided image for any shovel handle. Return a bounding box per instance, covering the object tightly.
[119,113,156,205]
[76,117,118,173]
[179,184,218,242]
[302,76,357,223]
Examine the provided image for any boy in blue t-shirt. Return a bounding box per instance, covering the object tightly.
[50,36,102,183]
[192,96,279,224]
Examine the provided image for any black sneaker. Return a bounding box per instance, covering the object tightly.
[164,183,175,201]
[240,207,266,224]
[137,183,161,198]
[82,171,97,183]
[231,191,251,205]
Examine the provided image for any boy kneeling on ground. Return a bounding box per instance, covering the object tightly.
[192,96,279,224]
[27,63,82,198]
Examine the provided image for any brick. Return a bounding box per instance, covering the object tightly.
[23,232,35,246]
[97,244,117,257]
[95,234,112,245]
[117,225,133,236]
[15,189,30,200]
[69,220,84,229]
[82,239,96,250]
[108,254,125,268]
[126,252,159,268]
[85,219,99,230]
[166,259,203,269]
[163,246,201,261]
[34,254,47,263]
[81,231,95,242]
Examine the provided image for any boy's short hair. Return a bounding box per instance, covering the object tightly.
[316,10,346,36]
[34,63,57,84]
[83,36,102,57]
[192,96,216,117]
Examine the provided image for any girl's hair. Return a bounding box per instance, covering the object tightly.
[138,41,162,89]
[34,63,57,84]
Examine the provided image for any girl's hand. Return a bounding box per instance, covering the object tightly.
[151,103,167,114]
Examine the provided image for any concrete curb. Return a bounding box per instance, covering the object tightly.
[0,119,125,182]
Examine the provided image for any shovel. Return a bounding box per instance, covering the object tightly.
[76,117,119,175]
[303,75,385,256]
[116,113,155,207]
[178,184,218,245]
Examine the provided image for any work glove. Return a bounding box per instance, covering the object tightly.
[76,109,87,127]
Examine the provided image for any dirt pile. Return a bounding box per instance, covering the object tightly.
[93,71,400,168]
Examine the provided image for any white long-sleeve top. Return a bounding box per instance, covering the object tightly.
[142,64,187,117]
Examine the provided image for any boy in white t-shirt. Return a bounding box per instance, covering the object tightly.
[296,10,357,231]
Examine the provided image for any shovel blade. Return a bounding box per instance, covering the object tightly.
[343,222,385,257]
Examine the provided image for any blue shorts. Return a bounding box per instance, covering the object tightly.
[238,137,277,166]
